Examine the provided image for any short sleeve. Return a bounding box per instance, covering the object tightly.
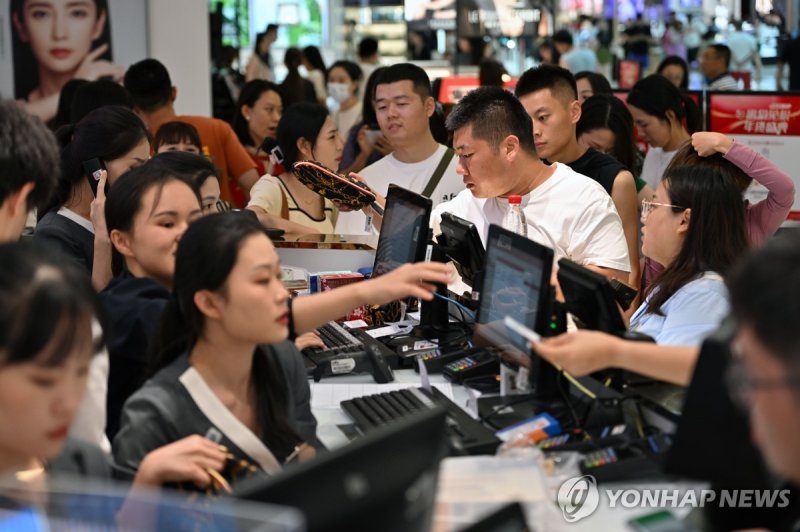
[568,194,630,272]
[247,175,285,216]
[656,280,729,346]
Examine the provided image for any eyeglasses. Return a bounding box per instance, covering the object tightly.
[640,200,686,218]
[725,344,800,412]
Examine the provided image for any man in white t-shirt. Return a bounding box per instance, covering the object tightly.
[335,63,463,235]
[432,86,629,282]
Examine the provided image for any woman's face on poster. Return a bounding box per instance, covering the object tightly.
[13,0,106,75]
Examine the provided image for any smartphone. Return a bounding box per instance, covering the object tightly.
[503,315,541,353]
[364,129,382,145]
[81,158,106,197]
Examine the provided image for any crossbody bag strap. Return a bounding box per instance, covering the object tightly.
[422,147,454,198]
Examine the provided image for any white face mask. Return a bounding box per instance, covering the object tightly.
[328,82,351,103]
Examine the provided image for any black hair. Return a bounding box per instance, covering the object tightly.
[0,99,61,213]
[627,74,701,135]
[666,140,752,193]
[515,64,578,101]
[362,66,388,126]
[53,80,89,130]
[10,0,112,101]
[232,80,282,149]
[149,151,219,193]
[358,37,379,59]
[0,241,105,368]
[328,60,363,84]
[577,94,638,172]
[729,232,800,373]
[70,80,134,124]
[374,63,433,100]
[708,43,732,68]
[263,103,329,169]
[105,162,200,277]
[301,46,327,73]
[252,32,272,69]
[42,105,150,217]
[124,58,173,113]
[151,213,302,460]
[553,29,574,46]
[574,71,613,95]
[478,58,507,87]
[281,48,314,109]
[154,121,203,152]
[446,86,535,154]
[266,23,279,35]
[645,165,748,316]
[656,55,689,89]
[536,37,560,65]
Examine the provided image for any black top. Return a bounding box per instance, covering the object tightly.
[780,36,800,90]
[33,211,94,275]
[624,23,651,55]
[99,275,170,441]
[565,148,625,195]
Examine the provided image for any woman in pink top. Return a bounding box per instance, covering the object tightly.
[690,132,795,246]
[643,132,795,289]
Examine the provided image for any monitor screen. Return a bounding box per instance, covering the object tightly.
[477,225,552,332]
[437,212,485,289]
[556,259,626,334]
[372,185,432,277]
[234,408,448,532]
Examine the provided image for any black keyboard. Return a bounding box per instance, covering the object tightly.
[303,321,364,365]
[302,322,397,373]
[341,386,501,456]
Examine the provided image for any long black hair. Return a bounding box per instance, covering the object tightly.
[10,0,112,102]
[645,165,748,316]
[43,105,150,218]
[577,94,640,173]
[105,162,200,277]
[232,80,282,148]
[627,74,701,135]
[263,102,328,170]
[0,241,105,367]
[150,213,302,459]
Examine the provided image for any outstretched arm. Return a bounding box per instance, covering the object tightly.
[291,261,454,334]
[532,330,700,386]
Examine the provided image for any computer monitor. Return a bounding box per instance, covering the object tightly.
[234,407,448,532]
[477,225,553,332]
[371,184,432,277]
[663,318,792,530]
[556,259,627,334]
[437,212,485,290]
[472,225,559,400]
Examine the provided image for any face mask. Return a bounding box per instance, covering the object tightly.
[328,82,351,103]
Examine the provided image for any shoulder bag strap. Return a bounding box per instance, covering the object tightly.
[422,148,455,198]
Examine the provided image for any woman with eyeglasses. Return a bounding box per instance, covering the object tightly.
[528,164,748,386]
[642,133,794,290]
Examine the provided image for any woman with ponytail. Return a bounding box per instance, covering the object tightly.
[33,105,150,290]
[626,75,701,190]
